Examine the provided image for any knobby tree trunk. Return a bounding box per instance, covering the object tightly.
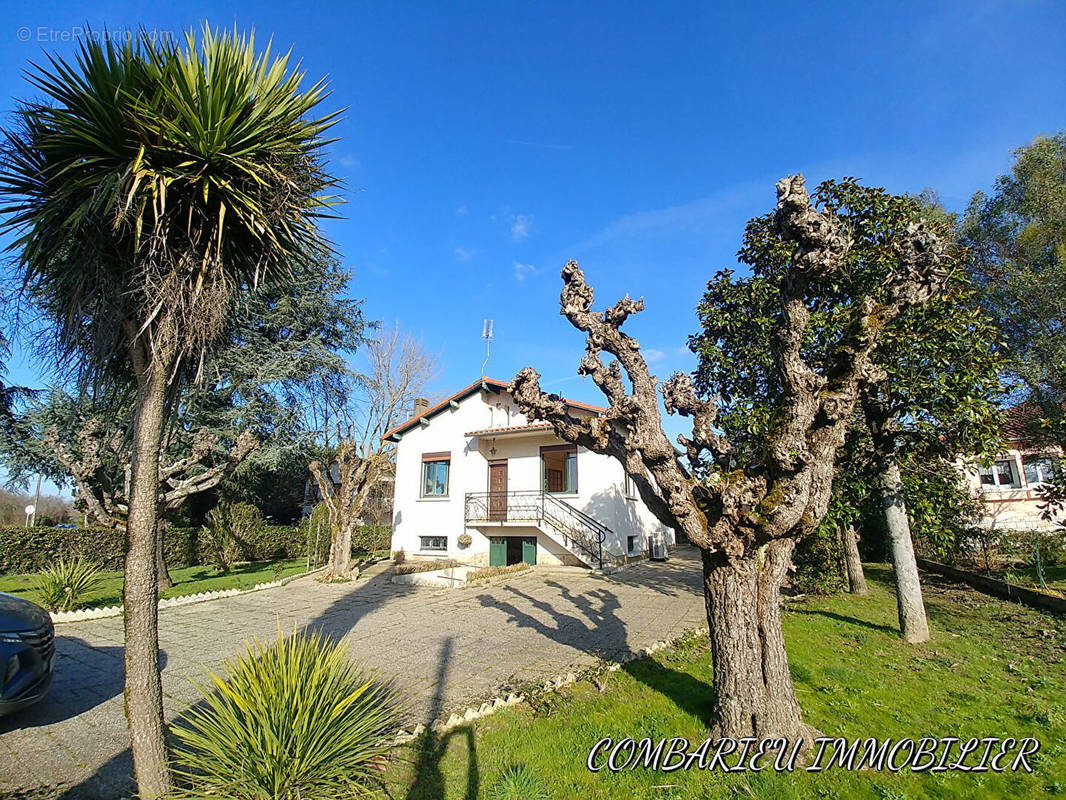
[702,540,819,746]
[123,356,172,799]
[877,457,930,643]
[842,525,868,595]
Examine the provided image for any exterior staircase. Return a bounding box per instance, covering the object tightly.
[464,490,623,569]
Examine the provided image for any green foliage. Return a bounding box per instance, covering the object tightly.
[202,502,265,571]
[690,179,1002,578]
[0,521,320,575]
[173,629,397,800]
[791,528,847,595]
[487,765,551,800]
[33,556,102,611]
[351,524,391,554]
[964,131,1066,515]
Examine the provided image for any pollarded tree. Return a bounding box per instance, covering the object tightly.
[510,175,954,745]
[690,183,1002,641]
[0,29,339,798]
[310,324,436,579]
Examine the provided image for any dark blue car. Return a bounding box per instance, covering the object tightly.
[0,592,54,715]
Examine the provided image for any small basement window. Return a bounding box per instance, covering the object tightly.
[419,536,447,552]
[627,535,637,554]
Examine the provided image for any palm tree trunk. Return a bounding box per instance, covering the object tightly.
[876,456,930,643]
[156,527,174,591]
[124,355,172,799]
[842,525,868,595]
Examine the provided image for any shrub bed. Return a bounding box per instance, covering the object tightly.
[393,558,459,575]
[0,522,392,575]
[467,562,531,582]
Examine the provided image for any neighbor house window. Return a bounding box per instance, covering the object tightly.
[624,472,638,498]
[627,535,637,554]
[541,445,578,493]
[420,535,447,552]
[979,459,1020,491]
[1023,456,1056,487]
[421,452,450,497]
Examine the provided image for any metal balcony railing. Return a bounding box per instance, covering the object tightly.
[464,490,619,568]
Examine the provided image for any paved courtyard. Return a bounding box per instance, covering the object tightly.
[0,547,706,799]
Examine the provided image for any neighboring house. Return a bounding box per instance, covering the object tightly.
[384,378,675,569]
[301,459,395,526]
[965,403,1063,532]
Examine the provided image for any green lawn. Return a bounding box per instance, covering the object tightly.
[386,565,1066,799]
[0,557,310,610]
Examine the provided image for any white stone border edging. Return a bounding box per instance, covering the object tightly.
[390,626,705,744]
[50,566,328,624]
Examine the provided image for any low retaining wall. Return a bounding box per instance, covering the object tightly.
[917,558,1066,615]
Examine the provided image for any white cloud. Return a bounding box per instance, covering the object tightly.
[338,154,360,170]
[454,247,476,261]
[513,261,537,281]
[510,214,533,241]
[456,204,468,216]
[642,348,666,363]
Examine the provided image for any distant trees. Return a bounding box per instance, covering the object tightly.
[310,324,436,580]
[511,175,954,746]
[0,29,340,798]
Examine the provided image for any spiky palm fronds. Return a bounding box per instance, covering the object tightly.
[0,26,341,385]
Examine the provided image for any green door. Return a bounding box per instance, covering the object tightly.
[489,537,507,567]
[521,536,537,566]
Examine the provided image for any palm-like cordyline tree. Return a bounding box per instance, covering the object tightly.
[0,28,340,797]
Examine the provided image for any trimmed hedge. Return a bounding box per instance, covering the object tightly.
[0,522,392,575]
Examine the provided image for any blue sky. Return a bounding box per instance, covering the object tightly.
[2,1,1065,464]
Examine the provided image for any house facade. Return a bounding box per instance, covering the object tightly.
[385,378,675,569]
[965,404,1063,533]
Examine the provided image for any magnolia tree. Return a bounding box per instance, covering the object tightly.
[690,183,1002,642]
[510,175,955,743]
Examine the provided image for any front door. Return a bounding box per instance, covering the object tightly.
[488,460,508,521]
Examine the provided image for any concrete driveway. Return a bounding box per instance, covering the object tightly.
[0,547,706,799]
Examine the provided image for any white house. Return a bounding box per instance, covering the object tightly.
[384,377,676,569]
[964,403,1064,533]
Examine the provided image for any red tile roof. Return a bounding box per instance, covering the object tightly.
[1001,401,1064,442]
[382,378,606,442]
[465,423,555,436]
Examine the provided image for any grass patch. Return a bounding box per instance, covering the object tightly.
[467,563,532,583]
[0,557,309,610]
[385,564,1066,799]
[394,559,460,575]
[991,563,1066,594]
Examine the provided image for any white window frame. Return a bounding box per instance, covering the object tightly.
[1022,455,1056,487]
[419,535,447,552]
[979,458,1021,491]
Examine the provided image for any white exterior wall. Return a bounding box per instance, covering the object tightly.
[390,386,674,565]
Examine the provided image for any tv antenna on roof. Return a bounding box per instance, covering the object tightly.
[481,319,494,377]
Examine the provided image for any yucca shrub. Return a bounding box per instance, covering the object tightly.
[34,557,103,611]
[173,629,397,799]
